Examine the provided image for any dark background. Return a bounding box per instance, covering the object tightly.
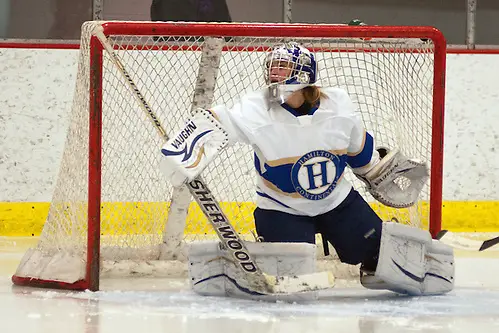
[0,0,496,45]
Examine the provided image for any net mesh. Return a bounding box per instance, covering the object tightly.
[14,21,440,285]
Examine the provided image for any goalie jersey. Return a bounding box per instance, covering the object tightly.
[211,87,378,216]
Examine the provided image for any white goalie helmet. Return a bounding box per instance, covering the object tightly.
[264,42,317,103]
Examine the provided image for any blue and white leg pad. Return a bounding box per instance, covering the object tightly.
[361,222,454,296]
[188,241,318,301]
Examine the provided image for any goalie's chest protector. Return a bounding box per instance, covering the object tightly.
[248,99,355,207]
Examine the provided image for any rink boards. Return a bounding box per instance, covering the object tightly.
[1,48,499,237]
[2,200,499,236]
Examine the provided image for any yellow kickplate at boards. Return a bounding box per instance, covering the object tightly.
[2,201,499,236]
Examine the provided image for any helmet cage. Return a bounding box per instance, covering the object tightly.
[264,43,317,86]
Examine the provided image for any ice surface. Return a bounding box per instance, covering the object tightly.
[2,237,499,333]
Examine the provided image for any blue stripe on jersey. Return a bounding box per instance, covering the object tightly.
[347,132,374,168]
[254,152,349,195]
[256,191,292,208]
[280,100,320,117]
[254,153,296,193]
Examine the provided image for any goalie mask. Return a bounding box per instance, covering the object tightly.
[264,42,317,104]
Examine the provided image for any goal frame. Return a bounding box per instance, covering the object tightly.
[12,22,446,291]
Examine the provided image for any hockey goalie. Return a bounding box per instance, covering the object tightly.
[159,42,454,299]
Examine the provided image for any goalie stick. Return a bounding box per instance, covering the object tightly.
[436,230,499,252]
[390,216,499,252]
[92,26,334,295]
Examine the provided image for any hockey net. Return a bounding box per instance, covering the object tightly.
[12,21,446,291]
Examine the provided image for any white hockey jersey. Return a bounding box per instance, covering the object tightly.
[211,87,378,216]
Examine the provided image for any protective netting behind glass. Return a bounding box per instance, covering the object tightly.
[13,21,441,287]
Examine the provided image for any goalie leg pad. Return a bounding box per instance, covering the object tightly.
[361,222,454,296]
[362,222,430,295]
[187,241,226,297]
[188,241,319,301]
[424,239,454,295]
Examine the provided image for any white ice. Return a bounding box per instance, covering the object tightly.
[2,237,499,333]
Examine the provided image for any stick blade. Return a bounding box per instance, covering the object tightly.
[435,229,448,241]
[479,235,499,251]
[437,230,499,252]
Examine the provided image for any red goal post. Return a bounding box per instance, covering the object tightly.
[12,21,446,291]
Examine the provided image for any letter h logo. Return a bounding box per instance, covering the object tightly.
[304,160,329,190]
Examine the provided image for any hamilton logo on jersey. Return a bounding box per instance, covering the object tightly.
[291,150,343,200]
